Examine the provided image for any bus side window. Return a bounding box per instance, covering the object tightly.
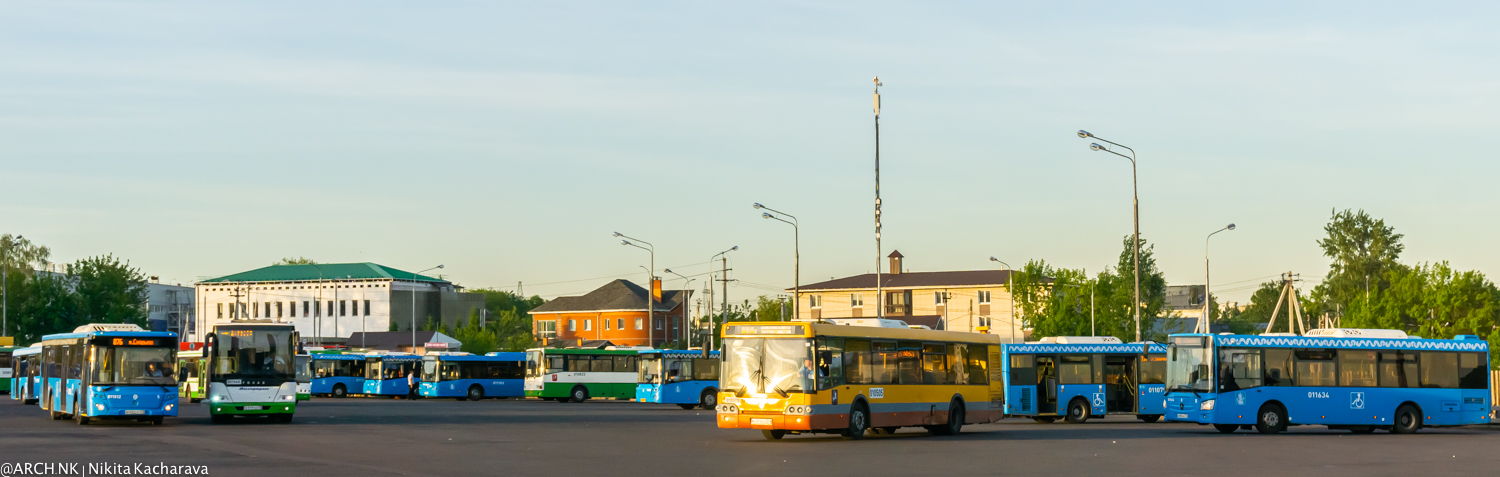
[1293,349,1336,387]
[1378,351,1418,388]
[1009,354,1036,386]
[949,344,968,384]
[1263,349,1293,386]
[1337,349,1376,387]
[816,338,844,389]
[843,340,871,385]
[897,341,923,385]
[871,342,898,385]
[922,343,949,385]
[692,358,720,381]
[1219,348,1262,391]
[1421,352,1458,389]
[1138,356,1164,385]
[966,345,988,385]
[1059,355,1091,385]
[1459,353,1487,390]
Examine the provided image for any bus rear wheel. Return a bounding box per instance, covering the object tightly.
[1392,404,1422,434]
[699,390,717,410]
[677,404,696,410]
[931,401,964,435]
[762,429,787,440]
[1213,424,1238,433]
[1138,414,1161,423]
[570,386,589,403]
[1065,399,1090,424]
[1255,403,1287,434]
[332,384,347,398]
[467,386,485,401]
[1033,417,1056,424]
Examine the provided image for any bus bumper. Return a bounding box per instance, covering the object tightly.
[717,412,815,431]
[209,402,296,415]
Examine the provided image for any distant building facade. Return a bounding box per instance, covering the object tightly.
[527,279,690,347]
[793,251,1023,342]
[193,263,484,344]
[346,331,461,354]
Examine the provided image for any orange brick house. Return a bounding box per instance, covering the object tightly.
[527,279,691,347]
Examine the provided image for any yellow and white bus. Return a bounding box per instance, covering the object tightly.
[716,321,1006,440]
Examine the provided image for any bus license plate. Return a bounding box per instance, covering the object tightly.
[1176,413,1188,419]
[124,410,145,415]
[244,406,263,411]
[751,418,772,426]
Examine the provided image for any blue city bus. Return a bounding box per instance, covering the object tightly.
[310,354,366,397]
[1164,328,1491,434]
[1001,337,1167,423]
[362,354,422,397]
[9,346,41,404]
[38,324,180,425]
[635,350,721,409]
[419,352,526,400]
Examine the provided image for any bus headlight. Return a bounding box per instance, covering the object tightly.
[212,395,225,402]
[165,404,174,411]
[785,405,811,415]
[1200,400,1215,411]
[717,404,739,414]
[96,404,105,411]
[281,395,295,401]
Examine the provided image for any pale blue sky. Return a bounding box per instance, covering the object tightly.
[4,1,1498,304]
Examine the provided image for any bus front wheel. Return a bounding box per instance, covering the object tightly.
[332,384,347,398]
[1138,415,1161,423]
[1392,404,1422,434]
[699,390,717,410]
[762,429,787,440]
[843,403,869,440]
[570,386,589,403]
[1065,399,1090,424]
[1255,403,1287,434]
[211,414,231,424]
[467,386,485,401]
[275,413,294,424]
[1213,424,1238,433]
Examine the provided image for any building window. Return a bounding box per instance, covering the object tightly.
[276,301,283,318]
[569,319,576,332]
[351,300,359,316]
[252,302,259,318]
[364,300,371,316]
[978,291,991,304]
[655,318,663,330]
[851,294,863,307]
[265,302,271,318]
[340,300,347,317]
[537,320,557,340]
[288,301,296,318]
[617,318,624,330]
[809,295,822,308]
[935,292,947,305]
[604,319,611,331]
[327,301,334,317]
[635,318,643,330]
[584,319,592,331]
[304,301,311,317]
[217,303,223,319]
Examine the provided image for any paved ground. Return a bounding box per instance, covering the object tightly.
[3,397,1500,476]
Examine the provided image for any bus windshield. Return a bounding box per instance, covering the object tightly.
[638,356,661,384]
[93,346,177,386]
[722,338,812,396]
[422,358,439,382]
[367,360,384,380]
[296,355,311,384]
[1166,337,1213,393]
[212,328,295,381]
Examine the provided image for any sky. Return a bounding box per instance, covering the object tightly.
[4,1,1500,305]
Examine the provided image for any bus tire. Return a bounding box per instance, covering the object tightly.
[937,400,965,435]
[570,386,589,403]
[1065,398,1090,424]
[1349,426,1375,434]
[467,385,484,401]
[676,404,696,410]
[843,402,870,440]
[1213,424,1238,433]
[275,413,294,423]
[762,429,787,440]
[332,384,347,398]
[1138,414,1161,423]
[74,413,89,426]
[1255,403,1287,434]
[50,411,65,421]
[699,390,717,410]
[211,414,231,424]
[1392,404,1422,434]
[150,417,165,426]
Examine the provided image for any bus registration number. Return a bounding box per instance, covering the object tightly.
[751,418,772,426]
[244,406,263,410]
[124,410,145,415]
[1307,392,1329,399]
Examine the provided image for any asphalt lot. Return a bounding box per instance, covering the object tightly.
[4,396,1500,477]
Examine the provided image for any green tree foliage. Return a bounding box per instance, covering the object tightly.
[748,296,791,321]
[1311,209,1407,322]
[2,238,150,342]
[1012,236,1172,343]
[70,255,149,326]
[1223,282,1286,334]
[275,257,317,265]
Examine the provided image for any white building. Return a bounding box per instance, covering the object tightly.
[193,263,483,344]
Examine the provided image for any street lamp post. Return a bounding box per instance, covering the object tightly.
[665,269,695,345]
[1079,130,1142,342]
[989,257,1018,343]
[615,232,656,347]
[754,203,799,321]
[1,234,18,338]
[410,265,444,352]
[1204,224,1236,333]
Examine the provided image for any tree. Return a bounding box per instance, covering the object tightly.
[13,272,76,342]
[70,255,148,326]
[1313,209,1406,321]
[748,295,790,322]
[275,257,317,265]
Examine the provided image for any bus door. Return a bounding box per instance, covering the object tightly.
[1036,356,1057,414]
[1104,355,1136,414]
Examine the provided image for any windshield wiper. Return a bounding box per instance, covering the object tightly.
[772,383,788,398]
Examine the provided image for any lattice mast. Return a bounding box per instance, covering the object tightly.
[1263,272,1309,335]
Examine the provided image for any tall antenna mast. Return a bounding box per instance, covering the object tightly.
[1263,272,1308,335]
[873,76,883,319]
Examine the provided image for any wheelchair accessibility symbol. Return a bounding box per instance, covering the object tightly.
[1350,392,1365,410]
[1092,393,1105,408]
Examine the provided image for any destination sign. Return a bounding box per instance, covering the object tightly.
[93,337,171,347]
[725,325,806,336]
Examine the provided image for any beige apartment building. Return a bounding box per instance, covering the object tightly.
[791,251,1024,342]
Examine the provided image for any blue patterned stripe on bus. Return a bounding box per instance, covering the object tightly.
[1005,344,1166,354]
[311,355,365,361]
[1218,336,1489,351]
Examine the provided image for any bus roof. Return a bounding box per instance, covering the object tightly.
[1036,336,1124,344]
[720,321,1006,345]
[525,348,651,355]
[311,354,365,361]
[41,330,178,341]
[11,346,41,356]
[1169,332,1489,352]
[639,349,721,357]
[364,354,422,361]
[426,352,525,361]
[1006,342,1166,354]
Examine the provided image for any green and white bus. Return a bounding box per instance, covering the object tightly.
[525,348,646,402]
[204,320,299,423]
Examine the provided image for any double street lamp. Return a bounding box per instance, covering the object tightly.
[989,257,1018,344]
[1203,224,1236,333]
[1079,130,1143,342]
[754,203,799,321]
[665,269,695,344]
[411,265,444,351]
[614,232,656,347]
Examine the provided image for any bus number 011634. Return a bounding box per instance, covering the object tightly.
[1307,392,1330,399]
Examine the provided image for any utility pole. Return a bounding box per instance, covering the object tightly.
[720,256,730,351]
[873,76,884,320]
